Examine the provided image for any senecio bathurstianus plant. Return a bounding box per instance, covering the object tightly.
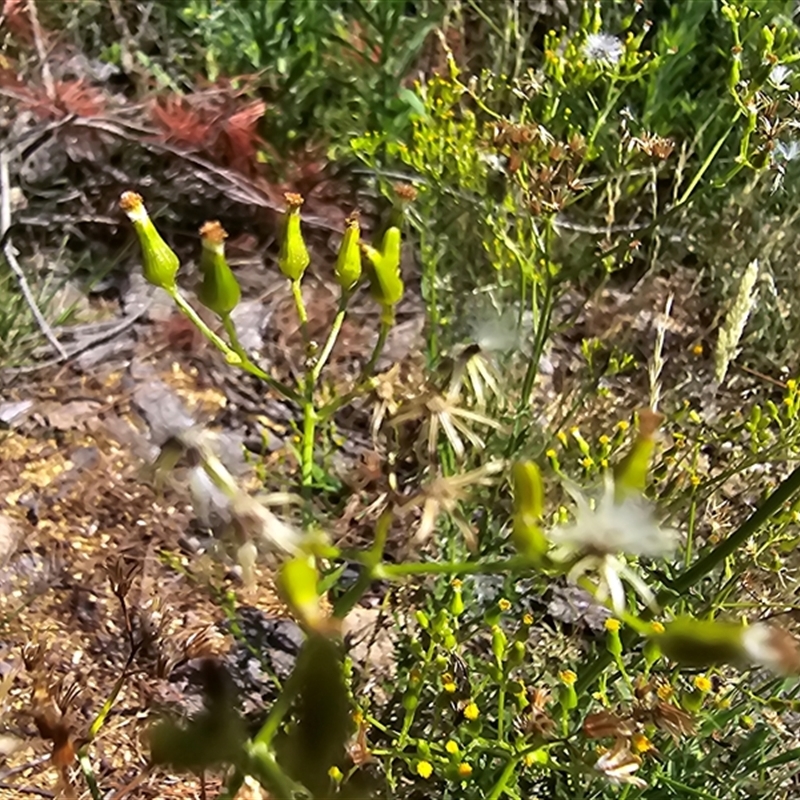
[121,191,800,798]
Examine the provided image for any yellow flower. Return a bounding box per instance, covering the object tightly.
[599,435,611,445]
[581,456,595,469]
[457,762,473,778]
[651,621,665,635]
[445,740,459,755]
[498,598,512,612]
[546,448,557,459]
[523,613,534,625]
[556,431,568,446]
[416,760,433,779]
[656,683,674,701]
[443,680,457,694]
[559,669,577,686]
[605,618,621,632]
[616,420,630,432]
[631,733,654,754]
[691,343,704,356]
[328,766,343,781]
[694,675,713,693]
[690,474,701,487]
[463,702,479,721]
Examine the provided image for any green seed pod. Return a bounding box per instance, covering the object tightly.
[334,213,362,290]
[119,191,179,291]
[278,192,310,281]
[197,221,241,316]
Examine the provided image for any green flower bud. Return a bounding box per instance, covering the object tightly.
[681,690,705,714]
[655,616,745,668]
[507,640,526,668]
[491,625,507,662]
[197,221,241,316]
[120,191,179,291]
[278,555,326,633]
[334,214,362,290]
[614,409,664,501]
[403,692,419,712]
[512,462,548,560]
[363,227,404,315]
[450,581,464,617]
[278,192,310,281]
[605,620,623,659]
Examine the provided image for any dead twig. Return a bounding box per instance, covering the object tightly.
[0,151,67,359]
[0,783,55,798]
[27,0,55,102]
[2,302,150,376]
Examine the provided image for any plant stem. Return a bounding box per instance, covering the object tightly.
[576,463,800,694]
[291,278,309,342]
[317,315,392,420]
[364,316,391,378]
[171,289,301,403]
[670,463,800,594]
[376,555,530,579]
[486,755,518,800]
[300,396,316,494]
[312,292,349,385]
[497,682,506,742]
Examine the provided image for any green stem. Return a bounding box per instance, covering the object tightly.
[375,555,530,579]
[78,752,102,800]
[576,463,800,694]
[300,397,316,494]
[291,279,309,342]
[312,293,349,385]
[317,315,392,420]
[170,289,300,403]
[497,682,506,742]
[674,121,736,209]
[486,755,518,800]
[520,274,554,408]
[364,315,391,379]
[670,463,800,595]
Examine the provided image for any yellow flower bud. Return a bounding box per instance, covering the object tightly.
[119,191,179,291]
[334,213,362,290]
[278,192,310,281]
[197,221,241,316]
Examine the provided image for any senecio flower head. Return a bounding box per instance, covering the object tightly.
[583,32,624,66]
[548,473,678,615]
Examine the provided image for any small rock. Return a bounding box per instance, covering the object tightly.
[0,400,33,428]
